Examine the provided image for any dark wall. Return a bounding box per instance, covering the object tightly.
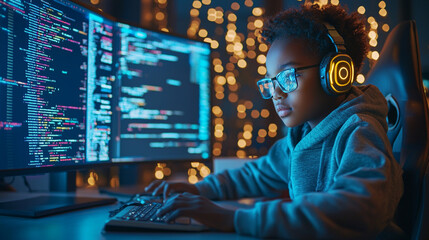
[411,0,429,78]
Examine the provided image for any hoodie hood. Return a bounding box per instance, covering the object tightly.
[292,84,388,151]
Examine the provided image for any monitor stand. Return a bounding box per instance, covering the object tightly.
[0,172,117,218]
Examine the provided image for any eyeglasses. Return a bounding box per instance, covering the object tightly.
[256,64,319,99]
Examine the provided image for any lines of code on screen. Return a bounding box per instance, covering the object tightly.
[0,0,211,172]
[86,13,115,162]
[113,23,211,162]
[0,0,88,170]
[0,0,116,170]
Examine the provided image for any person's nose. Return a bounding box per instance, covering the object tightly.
[272,80,287,100]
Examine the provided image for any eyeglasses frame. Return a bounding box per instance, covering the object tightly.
[257,63,320,99]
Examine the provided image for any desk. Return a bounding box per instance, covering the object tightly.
[0,192,258,240]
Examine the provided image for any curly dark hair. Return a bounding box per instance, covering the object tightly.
[261,3,369,72]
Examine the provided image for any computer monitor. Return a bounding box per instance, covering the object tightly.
[0,0,117,175]
[0,0,211,217]
[112,22,211,163]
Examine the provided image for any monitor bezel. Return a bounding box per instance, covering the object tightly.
[0,0,213,177]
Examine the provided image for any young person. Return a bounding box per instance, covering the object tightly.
[145,3,404,239]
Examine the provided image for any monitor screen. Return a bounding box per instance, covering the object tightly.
[112,23,211,162]
[0,0,211,175]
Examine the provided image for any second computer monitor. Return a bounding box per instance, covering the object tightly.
[112,23,211,163]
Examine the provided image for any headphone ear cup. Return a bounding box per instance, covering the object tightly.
[319,52,354,95]
[319,53,335,95]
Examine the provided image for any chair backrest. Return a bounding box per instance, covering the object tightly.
[366,20,429,239]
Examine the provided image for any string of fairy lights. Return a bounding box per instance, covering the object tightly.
[187,0,277,161]
[79,0,390,187]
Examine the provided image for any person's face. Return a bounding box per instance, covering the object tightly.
[265,38,337,128]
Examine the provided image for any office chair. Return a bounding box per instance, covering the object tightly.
[365,20,429,239]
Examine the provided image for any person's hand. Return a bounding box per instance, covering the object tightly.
[156,192,235,232]
[144,180,200,200]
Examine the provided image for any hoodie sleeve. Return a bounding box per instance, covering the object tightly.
[234,115,404,239]
[195,138,290,200]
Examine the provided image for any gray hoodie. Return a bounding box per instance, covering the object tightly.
[196,85,404,239]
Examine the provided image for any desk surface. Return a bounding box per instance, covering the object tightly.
[0,191,258,240]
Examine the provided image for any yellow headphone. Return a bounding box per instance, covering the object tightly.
[319,22,355,95]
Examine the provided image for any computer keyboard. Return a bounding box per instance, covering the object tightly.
[105,198,207,232]
[120,202,168,222]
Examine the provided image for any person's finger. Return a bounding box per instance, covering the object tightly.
[144,180,162,192]
[156,195,188,217]
[161,193,181,208]
[163,183,170,201]
[163,208,192,223]
[152,181,167,196]
[163,183,177,200]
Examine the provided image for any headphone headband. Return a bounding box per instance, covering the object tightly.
[322,22,346,53]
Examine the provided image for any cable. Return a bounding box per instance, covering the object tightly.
[22,176,33,192]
